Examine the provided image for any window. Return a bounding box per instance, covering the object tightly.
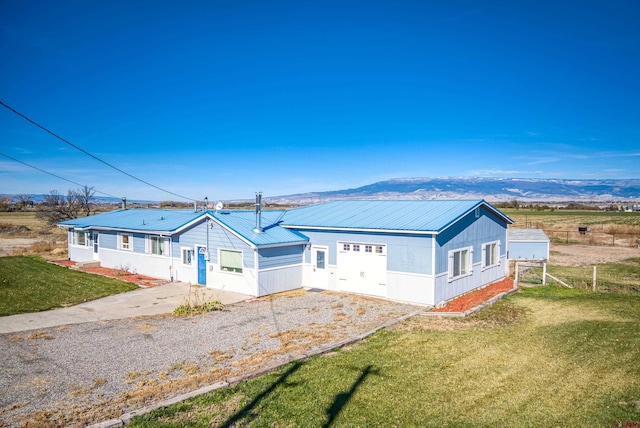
[376,246,384,254]
[182,248,194,266]
[365,245,372,253]
[72,231,89,246]
[482,242,499,269]
[353,244,360,252]
[449,247,472,280]
[118,234,133,251]
[148,236,168,256]
[220,249,243,273]
[343,243,350,251]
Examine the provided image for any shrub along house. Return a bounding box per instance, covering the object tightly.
[59,199,513,306]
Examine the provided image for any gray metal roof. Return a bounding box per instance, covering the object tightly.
[508,228,549,242]
[280,199,512,233]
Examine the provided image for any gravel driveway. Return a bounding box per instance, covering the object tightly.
[0,290,420,427]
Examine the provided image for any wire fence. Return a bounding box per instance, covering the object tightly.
[546,230,640,247]
[514,262,640,295]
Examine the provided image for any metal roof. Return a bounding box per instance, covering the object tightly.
[508,228,549,242]
[210,210,308,246]
[58,209,202,233]
[280,199,512,233]
[59,208,308,247]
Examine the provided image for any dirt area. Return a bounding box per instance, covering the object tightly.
[550,243,640,266]
[0,238,41,256]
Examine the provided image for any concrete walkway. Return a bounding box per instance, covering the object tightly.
[0,282,252,334]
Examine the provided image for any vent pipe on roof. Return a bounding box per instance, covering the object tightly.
[194,201,197,212]
[122,197,127,210]
[204,197,208,211]
[253,191,263,233]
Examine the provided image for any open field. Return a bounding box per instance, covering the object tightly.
[130,286,640,427]
[504,209,640,247]
[0,256,139,316]
[0,212,67,258]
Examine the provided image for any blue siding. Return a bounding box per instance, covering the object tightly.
[132,233,146,253]
[171,219,255,269]
[172,222,207,254]
[436,207,507,274]
[99,231,117,250]
[509,242,549,260]
[258,246,304,270]
[299,229,433,275]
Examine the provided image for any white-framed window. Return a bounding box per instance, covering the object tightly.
[353,244,360,252]
[181,247,194,266]
[147,236,169,256]
[482,241,500,269]
[220,249,243,273]
[448,246,473,281]
[118,233,133,251]
[343,243,350,251]
[365,245,372,253]
[72,231,89,247]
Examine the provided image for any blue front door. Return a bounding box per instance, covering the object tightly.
[197,246,207,285]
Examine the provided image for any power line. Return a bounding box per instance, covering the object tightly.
[0,151,119,199]
[0,100,198,202]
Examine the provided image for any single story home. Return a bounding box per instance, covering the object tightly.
[507,228,550,260]
[59,199,513,306]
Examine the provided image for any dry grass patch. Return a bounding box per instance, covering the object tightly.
[26,331,55,340]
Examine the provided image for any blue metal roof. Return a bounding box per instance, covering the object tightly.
[59,208,308,247]
[280,200,512,233]
[58,209,202,233]
[210,210,308,246]
[58,200,511,244]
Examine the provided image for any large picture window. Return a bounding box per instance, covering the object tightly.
[148,236,169,256]
[449,246,472,280]
[220,249,243,273]
[482,241,499,269]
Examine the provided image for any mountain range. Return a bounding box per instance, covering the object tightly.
[270,177,640,205]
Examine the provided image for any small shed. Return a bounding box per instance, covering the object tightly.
[508,228,550,260]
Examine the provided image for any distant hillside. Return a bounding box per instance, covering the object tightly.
[271,177,640,204]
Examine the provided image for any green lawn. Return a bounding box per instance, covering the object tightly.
[0,256,139,316]
[131,286,640,427]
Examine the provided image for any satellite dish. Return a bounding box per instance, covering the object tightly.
[215,202,224,211]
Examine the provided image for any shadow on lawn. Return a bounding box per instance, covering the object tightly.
[323,365,379,428]
[220,361,302,427]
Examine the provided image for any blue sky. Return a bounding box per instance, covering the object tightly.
[1,0,639,202]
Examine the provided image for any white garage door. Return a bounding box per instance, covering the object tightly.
[337,242,387,297]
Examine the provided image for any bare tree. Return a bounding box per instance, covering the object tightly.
[36,186,95,227]
[0,196,11,212]
[15,194,33,211]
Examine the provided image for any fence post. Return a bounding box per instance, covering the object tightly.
[593,266,597,291]
[543,263,547,285]
[515,262,520,287]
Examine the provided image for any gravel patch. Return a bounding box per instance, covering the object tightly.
[0,290,420,427]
